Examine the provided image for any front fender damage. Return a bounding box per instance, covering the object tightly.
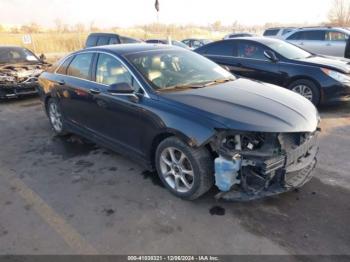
[208,129,320,201]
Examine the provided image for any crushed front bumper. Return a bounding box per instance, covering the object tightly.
[0,82,38,99]
[215,131,319,201]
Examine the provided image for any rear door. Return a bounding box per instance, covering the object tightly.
[200,40,241,73]
[287,30,326,55]
[58,52,98,130]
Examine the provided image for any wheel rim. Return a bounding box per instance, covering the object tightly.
[49,102,63,132]
[292,84,313,101]
[159,147,194,193]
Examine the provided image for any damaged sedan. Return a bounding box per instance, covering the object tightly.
[0,46,48,99]
[38,44,320,201]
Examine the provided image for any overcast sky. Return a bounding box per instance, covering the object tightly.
[0,0,334,28]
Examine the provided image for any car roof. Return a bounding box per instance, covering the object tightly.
[222,37,284,45]
[293,26,350,32]
[265,27,295,30]
[88,33,119,37]
[83,43,181,56]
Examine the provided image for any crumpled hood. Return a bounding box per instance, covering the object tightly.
[295,55,350,74]
[0,63,44,83]
[160,78,319,133]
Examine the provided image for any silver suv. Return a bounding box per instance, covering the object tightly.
[284,27,350,57]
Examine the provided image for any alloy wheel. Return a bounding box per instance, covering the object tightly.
[49,102,63,132]
[159,147,194,193]
[291,84,313,101]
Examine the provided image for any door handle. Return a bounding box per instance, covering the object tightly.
[299,42,304,45]
[89,88,101,95]
[56,80,65,85]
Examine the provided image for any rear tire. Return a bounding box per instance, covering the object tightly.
[47,98,68,136]
[155,137,214,200]
[288,79,320,106]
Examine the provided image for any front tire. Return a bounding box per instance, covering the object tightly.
[288,79,320,106]
[47,98,68,136]
[155,137,214,200]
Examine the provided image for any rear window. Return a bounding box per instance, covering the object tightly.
[86,36,98,47]
[96,36,110,46]
[263,29,280,36]
[200,41,236,56]
[56,56,74,75]
[109,37,119,44]
[67,53,94,80]
[326,31,348,41]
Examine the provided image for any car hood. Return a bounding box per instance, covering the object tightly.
[294,55,350,74]
[160,78,319,133]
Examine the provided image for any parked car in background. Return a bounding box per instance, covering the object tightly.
[284,27,350,57]
[85,33,142,48]
[145,39,190,49]
[263,27,296,39]
[38,44,319,201]
[223,33,255,39]
[196,37,350,105]
[0,46,48,99]
[181,38,212,49]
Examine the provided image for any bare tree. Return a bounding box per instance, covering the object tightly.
[328,0,350,26]
[20,22,41,33]
[54,18,63,32]
[73,23,85,33]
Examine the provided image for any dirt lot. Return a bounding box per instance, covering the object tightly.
[0,97,349,255]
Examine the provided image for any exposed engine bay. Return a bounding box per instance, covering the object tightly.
[0,64,46,99]
[210,129,320,201]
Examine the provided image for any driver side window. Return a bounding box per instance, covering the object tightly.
[96,53,134,87]
[237,42,268,60]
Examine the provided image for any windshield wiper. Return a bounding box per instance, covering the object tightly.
[159,83,204,91]
[200,77,235,87]
[158,78,235,92]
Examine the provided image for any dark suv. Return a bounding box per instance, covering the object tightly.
[85,33,142,48]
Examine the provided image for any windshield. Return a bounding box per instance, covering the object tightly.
[266,41,312,60]
[171,41,190,49]
[126,50,234,90]
[0,47,39,64]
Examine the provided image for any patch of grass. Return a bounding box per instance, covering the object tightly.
[0,27,228,54]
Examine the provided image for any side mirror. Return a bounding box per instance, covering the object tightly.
[107,82,134,94]
[39,54,46,62]
[264,50,278,62]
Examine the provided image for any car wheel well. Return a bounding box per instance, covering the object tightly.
[286,77,322,105]
[44,95,52,114]
[150,133,175,168]
[150,132,216,169]
[286,76,320,90]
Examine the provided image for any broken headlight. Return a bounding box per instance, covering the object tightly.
[212,131,286,194]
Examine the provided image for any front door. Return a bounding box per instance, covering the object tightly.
[89,53,155,155]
